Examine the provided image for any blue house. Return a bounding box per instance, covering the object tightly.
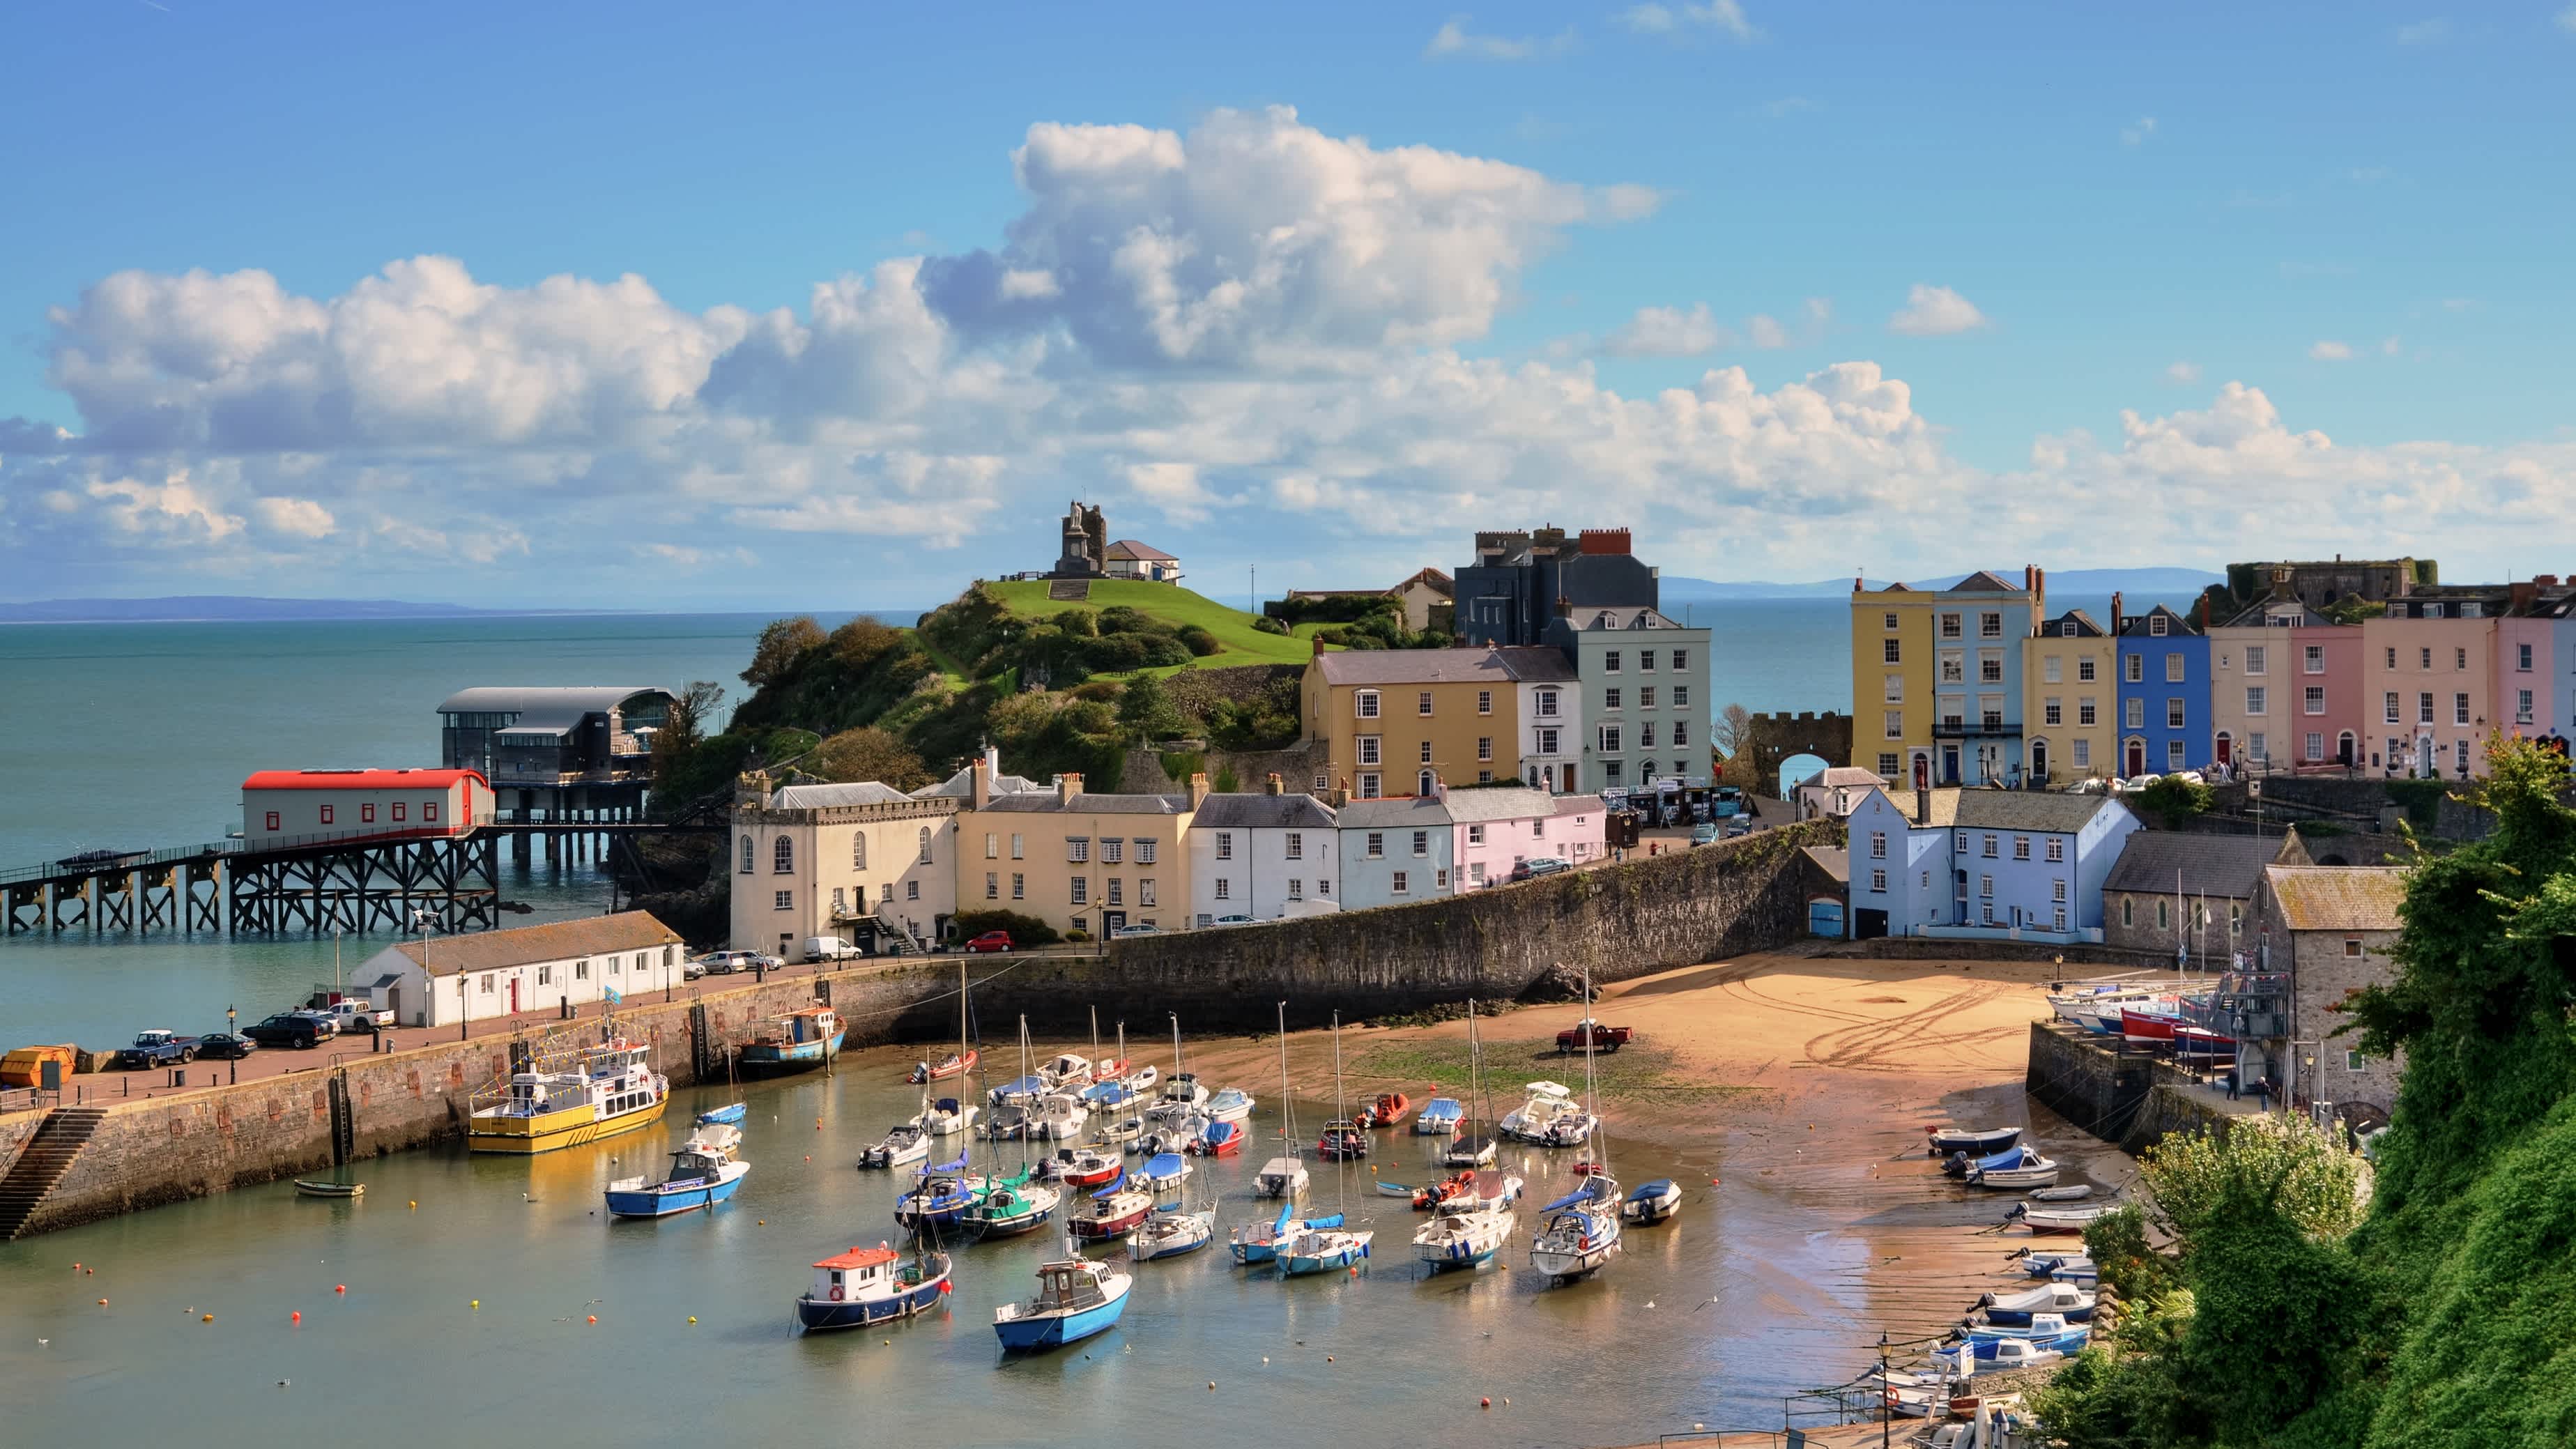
[2115,601,2211,779]
[1929,569,2041,787]
[1844,786,2141,943]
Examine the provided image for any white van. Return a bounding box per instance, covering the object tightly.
[802,935,865,963]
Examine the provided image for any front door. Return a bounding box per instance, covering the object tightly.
[1942,746,1961,784]
[2126,739,2146,777]
[2215,733,2232,766]
[1102,910,1127,935]
[507,976,519,1014]
[2030,740,2048,783]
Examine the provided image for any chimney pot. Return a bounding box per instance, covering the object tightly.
[1915,785,1929,826]
[1056,772,1082,806]
[1265,773,1284,795]
[1187,772,1210,811]
[970,753,994,811]
[1311,636,1325,659]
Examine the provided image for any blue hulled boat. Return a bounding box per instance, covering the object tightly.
[992,1257,1131,1352]
[795,1245,951,1332]
[604,1126,749,1219]
[894,1155,988,1234]
[739,1006,844,1074]
[696,1102,746,1126]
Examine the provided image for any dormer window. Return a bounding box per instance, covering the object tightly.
[2149,615,2168,637]
[2060,621,2078,637]
[1592,611,1616,629]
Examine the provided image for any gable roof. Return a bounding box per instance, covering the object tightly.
[1854,785,1962,829]
[2118,604,2204,638]
[1797,766,1886,791]
[1106,540,1176,561]
[912,765,1046,799]
[1946,569,2024,594]
[1952,790,2133,834]
[771,781,914,810]
[2105,831,2292,899]
[2037,609,2108,638]
[1395,567,1454,595]
[1335,795,1452,829]
[388,911,680,977]
[1189,793,1337,830]
[1312,647,1524,687]
[2267,866,2407,932]
[1440,786,1558,823]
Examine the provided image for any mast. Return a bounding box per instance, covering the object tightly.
[1277,1001,1297,1158]
[1170,1013,1182,1084]
[1583,960,1608,1180]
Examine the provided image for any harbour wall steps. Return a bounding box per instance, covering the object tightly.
[0,821,1834,1238]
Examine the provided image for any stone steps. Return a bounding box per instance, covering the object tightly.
[0,1106,109,1239]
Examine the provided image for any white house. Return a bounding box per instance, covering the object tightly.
[1506,647,1583,794]
[360,910,685,1029]
[1186,779,1340,925]
[242,768,496,845]
[1795,766,1891,822]
[1336,795,1455,909]
[1104,540,1181,582]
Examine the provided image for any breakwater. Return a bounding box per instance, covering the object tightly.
[2024,1020,2242,1152]
[0,821,1832,1238]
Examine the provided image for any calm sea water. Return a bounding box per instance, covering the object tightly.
[0,599,1963,1046]
[0,1055,1838,1445]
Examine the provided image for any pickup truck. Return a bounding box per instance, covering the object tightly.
[1554,1018,1633,1055]
[117,1029,203,1068]
[314,999,392,1034]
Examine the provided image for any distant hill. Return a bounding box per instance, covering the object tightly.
[1660,567,2223,602]
[0,596,606,624]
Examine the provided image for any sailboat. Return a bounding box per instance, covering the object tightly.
[1278,1010,1373,1277]
[915,1004,978,1137]
[1529,963,1621,1283]
[1314,1011,1368,1160]
[1444,1002,1499,1168]
[1252,1001,1310,1199]
[963,1009,1061,1240]
[1129,1021,1218,1263]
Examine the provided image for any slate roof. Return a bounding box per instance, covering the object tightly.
[1492,645,1578,682]
[2218,599,2333,628]
[771,781,915,810]
[1189,793,1337,830]
[1312,647,1525,687]
[435,686,669,733]
[1554,793,1607,817]
[1335,796,1452,829]
[1802,845,1850,884]
[912,765,1046,799]
[1797,766,1887,791]
[1567,606,1691,631]
[2117,604,2203,638]
[2037,609,2108,638]
[2268,866,2407,932]
[2104,831,2290,899]
[1441,786,1558,823]
[1951,790,2133,834]
[390,911,680,977]
[1946,569,2024,594]
[972,792,1190,815]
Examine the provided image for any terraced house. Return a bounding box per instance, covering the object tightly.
[1850,567,2044,788]
[1301,644,1553,799]
[2021,608,2114,785]
[2114,599,2210,779]
[953,768,1204,937]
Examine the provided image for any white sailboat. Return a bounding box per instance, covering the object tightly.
[1529,963,1621,1283]
[1443,1002,1499,1168]
[1252,1001,1310,1199]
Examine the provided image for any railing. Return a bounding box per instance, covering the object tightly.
[0,821,498,889]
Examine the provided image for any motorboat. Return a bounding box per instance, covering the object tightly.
[1355,1091,1410,1130]
[859,1122,929,1170]
[1140,1112,1208,1157]
[1316,1119,1369,1160]
[893,1158,988,1234]
[1443,1133,1498,1167]
[2013,1202,2113,1234]
[1096,1114,1146,1149]
[907,1050,977,1084]
[1931,1339,2064,1378]
[1924,1124,2021,1157]
[2016,1252,2099,1287]
[917,1096,978,1138]
[1041,1054,1097,1089]
[795,1245,951,1332]
[1278,1225,1373,1276]
[1961,1144,2058,1189]
[1067,1172,1154,1241]
[1044,1145,1122,1189]
[739,1006,843,1075]
[1119,1063,1160,1094]
[1413,1198,1515,1271]
[979,1102,1030,1140]
[1080,1078,1140,1114]
[696,1103,746,1127]
[1620,1178,1682,1225]
[1190,1119,1243,1156]
[1137,1151,1192,1195]
[1960,1312,2090,1358]
[1528,1176,1622,1281]
[1030,1093,1091,1142]
[992,1257,1130,1352]
[604,1125,748,1219]
[1979,1281,2097,1325]
[1255,1153,1310,1199]
[1411,1170,1476,1212]
[1499,1081,1595,1147]
[1415,1098,1464,1136]
[1129,1206,1217,1262]
[1156,1071,1209,1112]
[962,1170,1061,1240]
[466,1032,666,1155]
[988,1073,1048,1107]
[1204,1087,1255,1124]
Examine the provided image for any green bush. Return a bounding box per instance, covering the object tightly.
[1055,606,1098,638]
[949,910,1059,945]
[1176,624,1221,657]
[1252,615,1291,636]
[1213,765,1241,793]
[1064,928,1090,943]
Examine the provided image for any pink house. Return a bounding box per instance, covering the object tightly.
[1444,785,1606,888]
[2288,622,2366,770]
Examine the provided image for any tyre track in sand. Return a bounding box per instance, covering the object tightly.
[1801,979,2024,1073]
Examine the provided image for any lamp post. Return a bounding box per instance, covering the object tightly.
[226,1004,237,1085]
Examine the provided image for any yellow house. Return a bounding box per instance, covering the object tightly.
[2023,608,2117,783]
[953,764,1204,936]
[1848,582,1939,784]
[1301,644,1533,799]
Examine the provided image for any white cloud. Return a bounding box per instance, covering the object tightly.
[1746,314,1790,349]
[2120,116,2158,146]
[1124,461,1224,523]
[2560,4,2576,33]
[1604,303,1731,357]
[251,496,335,538]
[1617,1,1756,40]
[2166,361,2202,384]
[1425,16,1574,60]
[2393,18,2451,43]
[1887,284,1990,337]
[2382,335,2403,356]
[2309,340,2355,361]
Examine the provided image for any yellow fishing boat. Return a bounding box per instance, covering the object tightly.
[466,1030,668,1154]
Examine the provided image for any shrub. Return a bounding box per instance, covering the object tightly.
[1055,606,1098,638]
[949,910,1060,945]
[1175,624,1221,656]
[1213,765,1241,793]
[1252,615,1291,636]
[1095,606,1156,635]
[2136,774,2216,829]
[1064,928,1091,943]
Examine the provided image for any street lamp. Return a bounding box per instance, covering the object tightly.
[226,1004,237,1084]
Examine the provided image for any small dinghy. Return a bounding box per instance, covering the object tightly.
[1410,1169,1474,1211]
[1119,1063,1160,1094]
[2015,1251,2099,1287]
[993,1256,1130,1352]
[859,1123,930,1170]
[2011,1202,2114,1234]
[916,1096,978,1138]
[1414,1098,1464,1136]
[1096,1114,1146,1149]
[1356,1091,1410,1129]
[1925,1124,2021,1157]
[907,1049,977,1084]
[1979,1280,2097,1325]
[1964,1144,2060,1190]
[796,1244,951,1332]
[696,1103,747,1127]
[1959,1311,2090,1358]
[293,1179,365,1199]
[1189,1119,1243,1156]
[1620,1178,1682,1225]
[1203,1087,1255,1124]
[2027,1183,2095,1202]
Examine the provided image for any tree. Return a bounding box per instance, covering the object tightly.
[742,616,826,689]
[1117,673,1188,744]
[826,615,905,671]
[2140,1112,2370,1246]
[2136,774,2216,829]
[1712,703,1754,760]
[806,726,932,792]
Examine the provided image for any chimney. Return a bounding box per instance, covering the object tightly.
[2023,564,2035,595]
[1915,785,1929,825]
[1055,772,1082,807]
[1311,635,1326,659]
[1854,572,1864,595]
[2510,579,2538,612]
[1187,772,1211,811]
[1264,772,1284,795]
[2110,591,2124,633]
[1329,778,1350,808]
[970,751,993,811]
[2032,566,2045,622]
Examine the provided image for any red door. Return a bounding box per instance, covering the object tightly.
[2215,734,2232,766]
[2126,740,2146,776]
[508,977,519,1015]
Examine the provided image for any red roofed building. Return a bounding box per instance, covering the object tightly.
[240,768,497,846]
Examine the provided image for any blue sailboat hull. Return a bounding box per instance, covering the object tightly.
[795,1275,948,1331]
[992,1294,1128,1351]
[696,1103,746,1126]
[604,1172,745,1219]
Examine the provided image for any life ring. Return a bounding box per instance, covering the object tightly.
[1579,1234,1591,1251]
[829,1285,845,1301]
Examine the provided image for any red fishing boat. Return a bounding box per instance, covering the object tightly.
[1048,1146,1121,1189]
[1188,1118,1243,1156]
[2118,1007,2182,1042]
[1067,1173,1153,1241]
[1356,1091,1411,1129]
[907,1050,979,1084]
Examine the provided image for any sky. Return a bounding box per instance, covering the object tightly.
[3,1,2572,609]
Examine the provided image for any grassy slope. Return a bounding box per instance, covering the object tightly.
[983,578,1323,675]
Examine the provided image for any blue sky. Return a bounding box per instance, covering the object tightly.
[3,1,2571,607]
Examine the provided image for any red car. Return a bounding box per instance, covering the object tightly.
[964,930,1015,954]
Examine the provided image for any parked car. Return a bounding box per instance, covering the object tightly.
[194,1032,259,1060]
[1109,923,1163,939]
[117,1029,201,1069]
[243,1013,329,1049]
[963,931,1014,954]
[1555,1018,1633,1055]
[693,950,777,975]
[802,935,866,963]
[1723,816,1753,838]
[1689,822,1721,847]
[1510,857,1572,882]
[1211,914,1255,928]
[315,999,392,1034]
[682,958,708,981]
